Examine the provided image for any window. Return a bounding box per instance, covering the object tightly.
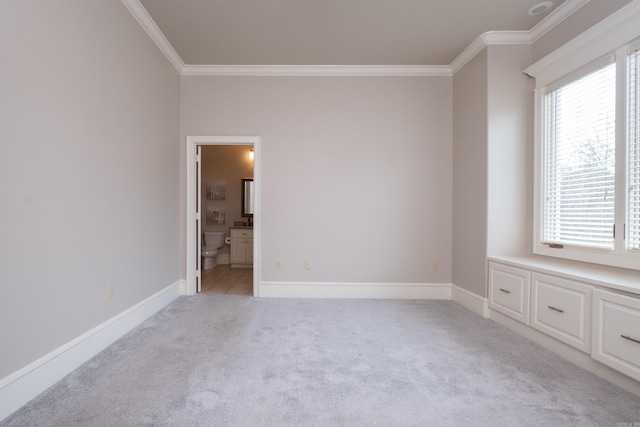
[533,40,640,270]
[543,60,616,249]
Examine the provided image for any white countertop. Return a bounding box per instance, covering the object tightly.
[489,255,640,295]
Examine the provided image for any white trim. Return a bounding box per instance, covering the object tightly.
[524,0,640,86]
[528,0,590,43]
[177,279,187,294]
[448,0,592,75]
[181,65,451,77]
[532,84,545,262]
[481,31,531,45]
[0,280,183,423]
[186,136,261,297]
[120,0,185,73]
[449,33,491,74]
[451,284,490,318]
[123,0,589,77]
[450,31,530,74]
[259,281,451,299]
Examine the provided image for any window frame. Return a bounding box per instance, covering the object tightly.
[531,38,640,271]
[628,40,640,252]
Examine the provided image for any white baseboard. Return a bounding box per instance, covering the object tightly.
[451,284,489,317]
[490,309,640,398]
[259,281,452,299]
[0,280,183,423]
[178,279,187,294]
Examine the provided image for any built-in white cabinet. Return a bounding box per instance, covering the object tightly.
[488,262,530,325]
[230,228,253,268]
[531,273,591,353]
[488,257,640,387]
[592,289,640,382]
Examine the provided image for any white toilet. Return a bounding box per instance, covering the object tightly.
[202,231,226,270]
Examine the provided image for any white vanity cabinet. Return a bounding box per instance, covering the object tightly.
[592,289,640,382]
[488,262,530,325]
[531,273,591,353]
[230,228,253,267]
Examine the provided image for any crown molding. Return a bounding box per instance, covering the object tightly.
[121,0,185,73]
[181,64,451,77]
[449,0,591,74]
[450,31,531,74]
[482,31,531,45]
[524,0,640,86]
[120,0,449,77]
[123,0,591,77]
[528,0,590,43]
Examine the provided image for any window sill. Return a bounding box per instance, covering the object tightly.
[533,244,640,272]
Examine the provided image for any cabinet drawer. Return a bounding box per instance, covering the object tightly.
[488,262,530,325]
[592,289,640,382]
[230,229,253,238]
[531,273,592,352]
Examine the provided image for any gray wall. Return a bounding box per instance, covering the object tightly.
[0,1,180,379]
[452,49,489,297]
[452,44,532,298]
[180,76,453,285]
[486,44,532,258]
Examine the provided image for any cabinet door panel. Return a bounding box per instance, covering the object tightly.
[230,239,246,263]
[593,289,640,381]
[488,262,530,325]
[531,273,591,352]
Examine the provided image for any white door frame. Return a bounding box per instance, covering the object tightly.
[186,136,261,296]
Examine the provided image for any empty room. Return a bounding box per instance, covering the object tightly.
[2,0,640,425]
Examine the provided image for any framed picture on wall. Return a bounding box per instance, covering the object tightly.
[206,205,225,225]
[206,180,226,200]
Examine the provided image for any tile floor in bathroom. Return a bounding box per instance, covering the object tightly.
[200,264,253,295]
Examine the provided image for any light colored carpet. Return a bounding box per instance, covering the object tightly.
[3,296,640,426]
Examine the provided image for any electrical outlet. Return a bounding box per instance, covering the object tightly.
[433,263,439,272]
[305,260,311,270]
[107,285,113,300]
[276,260,282,270]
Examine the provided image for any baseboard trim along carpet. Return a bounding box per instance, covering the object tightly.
[259,281,452,299]
[451,284,490,318]
[0,280,183,423]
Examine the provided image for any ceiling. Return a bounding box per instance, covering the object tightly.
[137,0,571,66]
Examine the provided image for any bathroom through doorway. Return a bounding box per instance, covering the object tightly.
[186,136,260,296]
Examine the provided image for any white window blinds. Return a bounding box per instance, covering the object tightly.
[629,45,640,251]
[543,61,617,249]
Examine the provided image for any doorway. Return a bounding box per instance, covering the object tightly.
[186,136,260,296]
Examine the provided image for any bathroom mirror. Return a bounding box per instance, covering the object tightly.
[241,178,254,217]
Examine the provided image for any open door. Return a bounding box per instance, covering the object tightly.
[196,145,203,293]
[186,136,260,296]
